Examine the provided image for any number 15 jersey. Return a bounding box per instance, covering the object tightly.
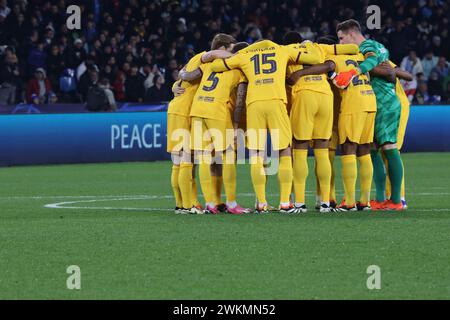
[210,40,323,105]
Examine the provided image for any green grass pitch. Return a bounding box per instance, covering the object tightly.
[1,152,450,299]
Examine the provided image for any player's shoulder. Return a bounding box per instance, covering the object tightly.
[185,51,207,70]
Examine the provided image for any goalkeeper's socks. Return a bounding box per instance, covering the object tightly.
[314,148,331,203]
[383,148,404,204]
[293,149,308,204]
[370,149,387,202]
[278,156,293,204]
[179,163,193,209]
[341,154,357,205]
[358,154,373,205]
[250,155,267,204]
[171,165,182,208]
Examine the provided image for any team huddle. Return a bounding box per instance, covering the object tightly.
[166,19,411,214]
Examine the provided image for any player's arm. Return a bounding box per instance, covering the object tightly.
[201,50,233,63]
[319,44,359,56]
[210,53,242,73]
[292,43,323,65]
[288,60,336,85]
[179,67,203,82]
[369,62,396,84]
[334,52,379,88]
[233,82,247,129]
[171,80,185,96]
[394,68,413,81]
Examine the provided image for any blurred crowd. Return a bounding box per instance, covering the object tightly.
[0,0,449,107]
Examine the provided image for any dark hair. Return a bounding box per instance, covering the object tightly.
[336,19,361,33]
[317,35,338,45]
[232,42,249,53]
[211,33,236,50]
[282,31,303,45]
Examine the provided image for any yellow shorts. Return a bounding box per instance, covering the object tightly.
[338,112,375,145]
[290,90,333,141]
[397,104,410,150]
[246,100,292,150]
[190,116,233,152]
[167,113,190,153]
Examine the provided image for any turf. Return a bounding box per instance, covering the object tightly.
[0,152,450,299]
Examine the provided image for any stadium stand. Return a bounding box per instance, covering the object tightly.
[0,0,449,106]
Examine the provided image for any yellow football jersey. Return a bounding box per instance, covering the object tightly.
[210,40,323,105]
[167,51,206,116]
[388,61,410,109]
[328,54,376,114]
[190,62,247,121]
[287,43,359,95]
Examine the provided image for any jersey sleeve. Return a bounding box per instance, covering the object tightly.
[296,43,323,65]
[358,41,382,74]
[319,44,359,56]
[210,54,242,72]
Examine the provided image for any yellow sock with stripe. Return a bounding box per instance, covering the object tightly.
[222,151,237,204]
[293,149,308,204]
[171,165,182,208]
[358,154,373,205]
[341,154,357,206]
[250,155,267,204]
[278,156,293,205]
[178,163,193,209]
[314,149,331,203]
[199,156,214,205]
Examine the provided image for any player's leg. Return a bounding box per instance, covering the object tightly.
[312,92,334,212]
[338,140,357,211]
[269,101,294,213]
[191,164,202,209]
[290,90,315,213]
[170,153,183,212]
[221,116,250,214]
[167,113,194,213]
[247,102,268,213]
[328,132,338,208]
[378,97,404,210]
[210,162,224,211]
[354,111,375,211]
[396,103,409,209]
[191,117,216,213]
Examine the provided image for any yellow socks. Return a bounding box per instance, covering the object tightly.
[191,175,201,207]
[211,175,223,205]
[329,150,336,201]
[278,156,293,204]
[293,149,308,204]
[250,155,267,204]
[223,151,237,203]
[179,163,193,209]
[199,158,213,205]
[358,154,373,205]
[341,154,357,205]
[171,165,182,208]
[314,148,331,203]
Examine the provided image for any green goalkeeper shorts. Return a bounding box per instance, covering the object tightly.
[374,94,401,146]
